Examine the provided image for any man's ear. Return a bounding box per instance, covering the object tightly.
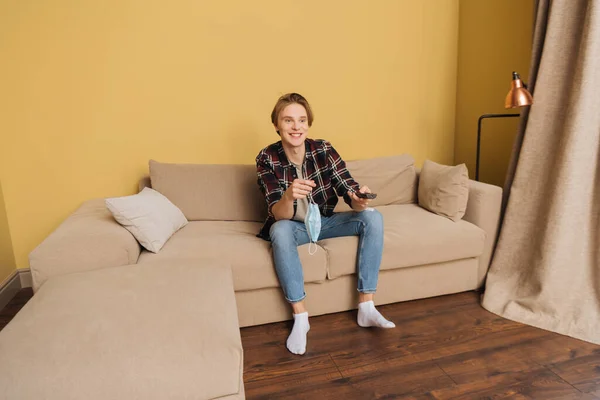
[274,124,280,136]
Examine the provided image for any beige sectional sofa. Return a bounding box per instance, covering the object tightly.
[30,154,502,324]
[10,154,502,399]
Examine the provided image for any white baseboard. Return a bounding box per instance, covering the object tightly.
[0,270,21,310]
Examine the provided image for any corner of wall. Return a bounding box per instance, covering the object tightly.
[0,180,17,282]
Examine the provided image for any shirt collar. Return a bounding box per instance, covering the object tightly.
[276,139,315,168]
[276,141,291,168]
[304,139,317,165]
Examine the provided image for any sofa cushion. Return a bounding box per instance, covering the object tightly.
[321,204,486,279]
[137,221,327,291]
[149,160,267,222]
[334,154,417,212]
[418,160,469,221]
[0,262,244,400]
[105,187,188,253]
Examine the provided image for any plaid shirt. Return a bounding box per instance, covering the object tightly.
[256,138,360,240]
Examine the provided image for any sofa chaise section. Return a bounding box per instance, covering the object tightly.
[0,261,244,400]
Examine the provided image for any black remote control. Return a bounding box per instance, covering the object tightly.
[355,192,377,200]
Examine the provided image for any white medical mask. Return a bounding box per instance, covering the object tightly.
[304,199,321,255]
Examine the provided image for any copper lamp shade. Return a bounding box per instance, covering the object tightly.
[476,71,534,181]
[505,71,533,108]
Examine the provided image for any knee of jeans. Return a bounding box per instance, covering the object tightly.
[360,208,383,228]
[270,220,296,242]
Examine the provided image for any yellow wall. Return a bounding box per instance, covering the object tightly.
[0,1,459,276]
[454,0,534,186]
[0,181,17,283]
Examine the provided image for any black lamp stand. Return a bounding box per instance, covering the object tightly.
[475,113,520,181]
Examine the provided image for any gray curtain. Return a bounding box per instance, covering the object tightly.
[482,0,600,345]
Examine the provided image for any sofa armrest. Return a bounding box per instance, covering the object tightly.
[462,180,503,288]
[29,199,140,292]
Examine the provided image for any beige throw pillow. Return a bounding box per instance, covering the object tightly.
[105,187,188,253]
[418,160,469,221]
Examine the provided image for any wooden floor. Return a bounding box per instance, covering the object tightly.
[0,287,33,331]
[240,291,600,399]
[2,289,599,399]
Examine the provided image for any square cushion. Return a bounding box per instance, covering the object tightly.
[320,204,486,279]
[0,262,244,400]
[137,221,327,291]
[335,154,417,212]
[418,160,469,221]
[105,187,188,253]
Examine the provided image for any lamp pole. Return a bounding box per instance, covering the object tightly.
[476,113,520,181]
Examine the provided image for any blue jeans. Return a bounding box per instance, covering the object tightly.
[269,209,384,303]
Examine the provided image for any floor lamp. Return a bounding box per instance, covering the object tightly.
[475,72,534,181]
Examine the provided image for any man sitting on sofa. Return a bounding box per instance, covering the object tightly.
[255,92,395,356]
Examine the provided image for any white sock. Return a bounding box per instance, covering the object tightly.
[287,312,310,355]
[357,301,396,328]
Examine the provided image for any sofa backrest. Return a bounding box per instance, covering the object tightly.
[334,154,417,212]
[148,160,268,222]
[145,154,417,222]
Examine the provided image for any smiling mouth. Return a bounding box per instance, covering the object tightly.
[289,132,303,137]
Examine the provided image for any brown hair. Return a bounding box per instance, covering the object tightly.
[270,93,314,132]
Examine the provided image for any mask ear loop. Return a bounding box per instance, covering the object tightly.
[308,241,318,255]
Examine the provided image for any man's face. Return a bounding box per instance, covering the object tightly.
[276,103,309,149]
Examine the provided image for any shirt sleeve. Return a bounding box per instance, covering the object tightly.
[324,141,360,207]
[256,151,285,216]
